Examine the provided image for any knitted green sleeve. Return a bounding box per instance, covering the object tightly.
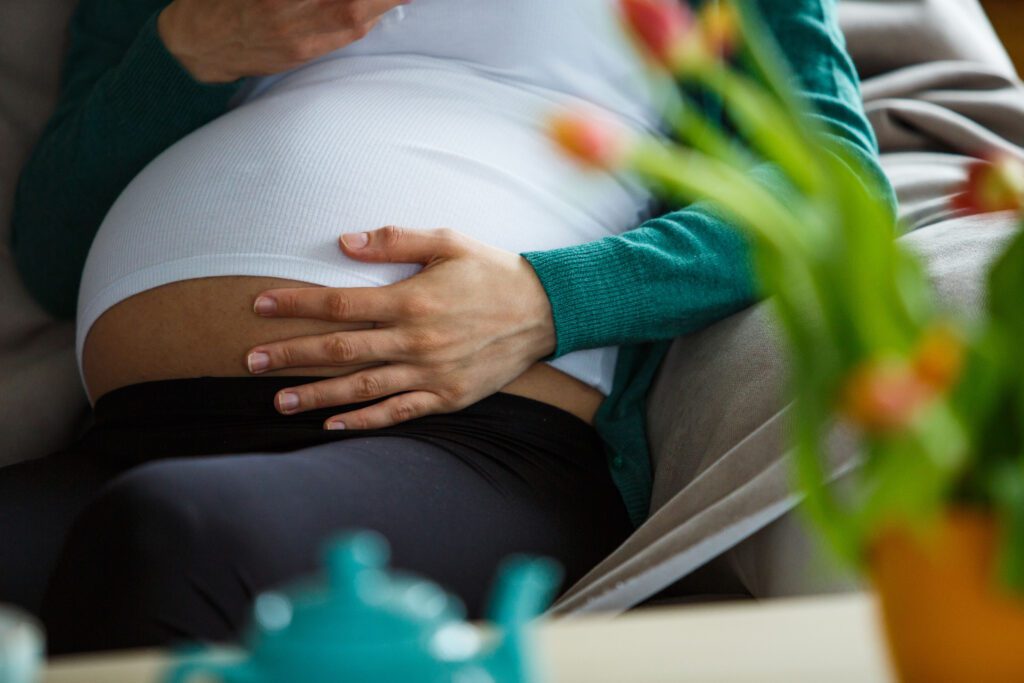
[10,0,241,319]
[523,0,896,358]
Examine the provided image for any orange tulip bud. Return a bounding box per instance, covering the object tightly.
[699,1,740,59]
[951,153,1024,215]
[548,111,630,170]
[841,359,933,433]
[912,325,965,393]
[620,0,698,70]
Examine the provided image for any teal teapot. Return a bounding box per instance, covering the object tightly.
[165,531,561,683]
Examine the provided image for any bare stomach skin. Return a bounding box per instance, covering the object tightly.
[81,276,604,424]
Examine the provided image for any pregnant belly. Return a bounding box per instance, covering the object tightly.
[81,276,603,423]
[79,61,638,419]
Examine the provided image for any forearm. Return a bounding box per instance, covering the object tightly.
[523,164,770,357]
[525,131,895,358]
[10,3,240,318]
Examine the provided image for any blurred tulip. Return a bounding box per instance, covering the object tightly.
[699,1,740,59]
[952,154,1024,214]
[620,0,698,70]
[548,111,630,170]
[913,325,965,393]
[842,359,933,433]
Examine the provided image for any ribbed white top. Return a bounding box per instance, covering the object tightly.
[76,1,667,394]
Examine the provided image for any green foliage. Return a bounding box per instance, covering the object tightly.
[615,0,1024,587]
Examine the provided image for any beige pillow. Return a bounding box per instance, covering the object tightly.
[0,0,88,467]
[840,0,1015,79]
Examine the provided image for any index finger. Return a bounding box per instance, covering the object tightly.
[254,285,403,323]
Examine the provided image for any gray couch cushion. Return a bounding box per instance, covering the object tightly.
[0,0,88,467]
[839,0,1015,79]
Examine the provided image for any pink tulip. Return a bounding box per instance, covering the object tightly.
[620,0,696,70]
[912,325,964,393]
[951,153,1024,214]
[841,359,933,433]
[548,112,629,170]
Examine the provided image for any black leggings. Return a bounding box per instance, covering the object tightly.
[0,377,633,655]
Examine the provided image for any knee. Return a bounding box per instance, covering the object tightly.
[42,461,246,652]
[71,461,212,573]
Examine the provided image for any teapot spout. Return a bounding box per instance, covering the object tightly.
[485,556,562,683]
[163,652,260,683]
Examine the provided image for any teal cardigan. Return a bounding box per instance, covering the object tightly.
[9,0,894,527]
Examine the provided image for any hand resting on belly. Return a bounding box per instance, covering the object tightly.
[241,227,580,429]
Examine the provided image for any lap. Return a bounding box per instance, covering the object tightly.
[0,449,119,613]
[90,435,617,604]
[15,385,632,652]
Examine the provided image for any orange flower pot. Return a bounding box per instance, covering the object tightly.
[869,508,1024,683]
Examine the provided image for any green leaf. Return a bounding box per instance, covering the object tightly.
[628,139,806,254]
[660,87,759,170]
[732,0,822,136]
[987,229,1024,339]
[991,460,1024,594]
[694,65,824,196]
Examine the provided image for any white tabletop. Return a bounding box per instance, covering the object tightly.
[43,592,896,683]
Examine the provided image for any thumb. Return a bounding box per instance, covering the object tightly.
[339,226,463,264]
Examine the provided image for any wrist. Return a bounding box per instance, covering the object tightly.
[517,256,558,360]
[157,3,235,84]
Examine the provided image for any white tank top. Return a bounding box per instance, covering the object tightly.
[76,0,667,395]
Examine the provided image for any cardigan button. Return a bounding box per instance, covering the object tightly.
[611,455,625,469]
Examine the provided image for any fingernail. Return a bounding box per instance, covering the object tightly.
[325,420,346,431]
[247,351,270,373]
[277,392,300,412]
[341,232,369,250]
[254,296,277,315]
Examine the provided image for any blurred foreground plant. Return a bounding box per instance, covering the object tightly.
[550,0,1024,591]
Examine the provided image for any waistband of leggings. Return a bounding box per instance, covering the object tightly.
[92,376,595,432]
[93,376,378,423]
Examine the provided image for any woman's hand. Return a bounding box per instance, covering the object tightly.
[245,228,558,430]
[158,0,411,83]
